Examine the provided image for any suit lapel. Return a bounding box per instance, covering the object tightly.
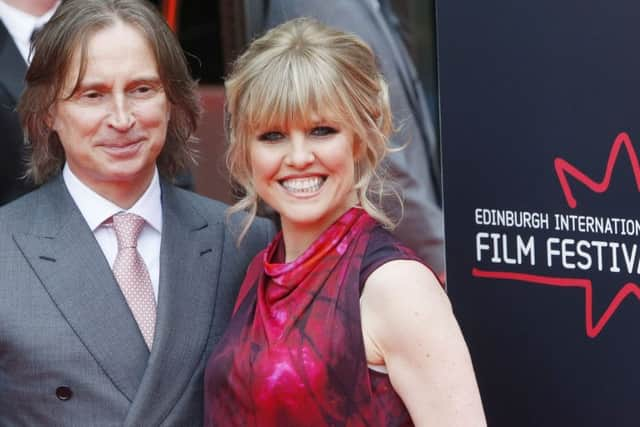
[125,183,224,425]
[0,21,27,103]
[11,178,149,402]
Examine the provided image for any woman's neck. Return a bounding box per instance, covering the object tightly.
[281,224,323,263]
[280,205,359,262]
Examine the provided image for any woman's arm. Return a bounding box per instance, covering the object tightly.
[360,260,486,426]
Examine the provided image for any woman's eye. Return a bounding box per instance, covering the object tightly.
[310,126,338,137]
[258,131,284,142]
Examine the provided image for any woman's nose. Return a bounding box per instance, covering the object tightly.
[284,132,314,168]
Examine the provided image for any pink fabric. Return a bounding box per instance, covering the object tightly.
[205,208,414,426]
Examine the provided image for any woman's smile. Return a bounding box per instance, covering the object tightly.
[279,175,326,195]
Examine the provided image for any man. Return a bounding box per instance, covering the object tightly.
[245,0,446,276]
[0,0,58,205]
[0,0,272,425]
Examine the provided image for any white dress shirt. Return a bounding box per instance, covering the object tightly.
[0,0,59,64]
[63,165,163,302]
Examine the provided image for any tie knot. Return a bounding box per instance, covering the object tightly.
[112,213,145,249]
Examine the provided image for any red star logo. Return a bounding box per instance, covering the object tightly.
[473,132,640,338]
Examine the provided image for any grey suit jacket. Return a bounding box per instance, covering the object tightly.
[0,176,273,426]
[249,0,445,274]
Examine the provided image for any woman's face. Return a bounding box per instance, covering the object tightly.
[249,112,359,237]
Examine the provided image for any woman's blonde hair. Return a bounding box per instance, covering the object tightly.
[225,17,400,239]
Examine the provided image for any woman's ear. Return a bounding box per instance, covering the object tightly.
[353,134,368,161]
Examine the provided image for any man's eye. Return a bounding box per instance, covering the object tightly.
[310,126,338,137]
[83,91,102,99]
[258,131,284,142]
[131,85,157,97]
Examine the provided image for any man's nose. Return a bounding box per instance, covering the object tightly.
[107,94,135,131]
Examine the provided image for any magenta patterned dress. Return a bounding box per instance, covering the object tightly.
[204,208,423,426]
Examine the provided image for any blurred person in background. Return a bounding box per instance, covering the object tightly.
[0,0,59,205]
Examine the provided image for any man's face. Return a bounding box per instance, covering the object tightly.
[51,20,170,204]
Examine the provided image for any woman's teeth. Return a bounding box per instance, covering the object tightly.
[281,176,325,193]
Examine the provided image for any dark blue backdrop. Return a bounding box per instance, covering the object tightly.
[438,1,640,426]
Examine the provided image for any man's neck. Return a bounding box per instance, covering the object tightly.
[63,164,159,211]
[1,0,57,17]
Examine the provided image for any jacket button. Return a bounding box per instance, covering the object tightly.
[55,386,73,401]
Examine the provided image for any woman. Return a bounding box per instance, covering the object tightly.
[204,18,486,426]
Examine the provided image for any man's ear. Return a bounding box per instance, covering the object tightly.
[45,105,57,131]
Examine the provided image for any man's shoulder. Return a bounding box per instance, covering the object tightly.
[163,184,273,240]
[0,184,51,230]
[166,184,229,217]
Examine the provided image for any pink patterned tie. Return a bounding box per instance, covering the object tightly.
[112,213,157,349]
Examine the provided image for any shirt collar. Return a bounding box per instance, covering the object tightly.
[63,164,163,233]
